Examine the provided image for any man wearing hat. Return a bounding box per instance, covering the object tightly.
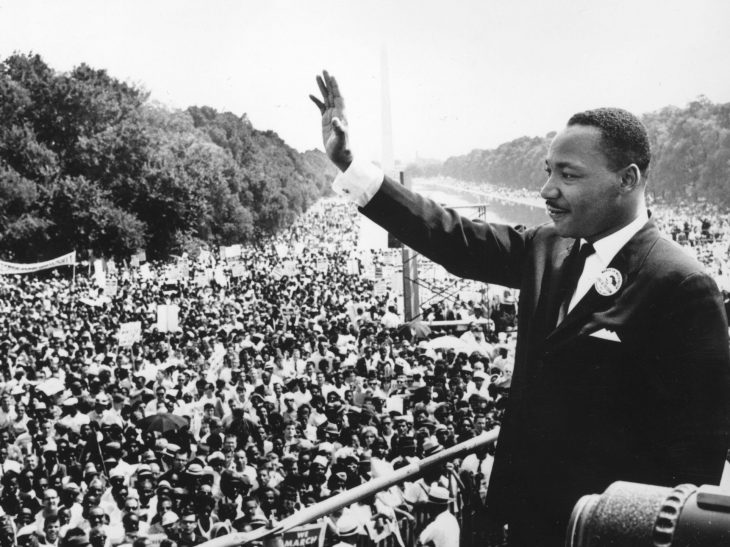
[59,398,90,435]
[332,515,360,547]
[418,486,459,547]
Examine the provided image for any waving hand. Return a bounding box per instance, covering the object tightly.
[309,71,353,172]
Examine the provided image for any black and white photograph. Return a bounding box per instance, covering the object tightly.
[0,1,729,546]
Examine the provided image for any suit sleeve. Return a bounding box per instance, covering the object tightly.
[652,271,730,485]
[360,177,532,289]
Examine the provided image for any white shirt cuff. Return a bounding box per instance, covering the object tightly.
[332,157,384,207]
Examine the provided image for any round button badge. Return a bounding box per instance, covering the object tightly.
[595,268,623,296]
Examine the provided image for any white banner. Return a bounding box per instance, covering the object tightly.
[0,251,76,275]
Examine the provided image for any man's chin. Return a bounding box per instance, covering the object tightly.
[550,218,576,238]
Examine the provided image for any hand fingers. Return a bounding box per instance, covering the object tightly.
[323,70,341,107]
[316,75,329,108]
[329,74,341,101]
[309,95,325,114]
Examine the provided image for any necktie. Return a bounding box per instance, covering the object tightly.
[556,242,595,325]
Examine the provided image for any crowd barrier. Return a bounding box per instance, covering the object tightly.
[198,430,502,547]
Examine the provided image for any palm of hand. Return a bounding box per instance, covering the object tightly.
[323,110,347,159]
[311,71,352,171]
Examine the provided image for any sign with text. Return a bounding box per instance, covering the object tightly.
[282,523,325,547]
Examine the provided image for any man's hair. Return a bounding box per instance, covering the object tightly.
[567,107,651,177]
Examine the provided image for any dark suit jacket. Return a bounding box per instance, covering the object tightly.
[361,177,730,546]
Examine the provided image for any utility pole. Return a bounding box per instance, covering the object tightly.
[400,171,420,321]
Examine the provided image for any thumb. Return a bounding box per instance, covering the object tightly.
[332,117,346,136]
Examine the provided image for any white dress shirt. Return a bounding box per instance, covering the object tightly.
[568,211,649,312]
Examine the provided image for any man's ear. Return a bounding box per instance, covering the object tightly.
[619,164,641,193]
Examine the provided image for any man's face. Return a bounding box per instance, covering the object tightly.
[45,520,60,541]
[180,515,197,535]
[44,489,59,510]
[124,499,140,515]
[542,125,627,241]
[173,453,187,471]
[244,499,258,518]
[224,436,237,452]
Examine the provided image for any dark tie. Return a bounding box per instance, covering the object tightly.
[556,242,595,325]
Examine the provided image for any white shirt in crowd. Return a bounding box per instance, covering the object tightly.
[418,509,460,547]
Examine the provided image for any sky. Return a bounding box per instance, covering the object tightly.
[0,0,729,164]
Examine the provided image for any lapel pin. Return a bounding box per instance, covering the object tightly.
[595,268,623,296]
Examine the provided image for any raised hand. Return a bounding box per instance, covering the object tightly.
[309,71,353,172]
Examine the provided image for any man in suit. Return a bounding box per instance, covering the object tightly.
[310,71,730,546]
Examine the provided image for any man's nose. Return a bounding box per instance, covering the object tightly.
[540,174,559,200]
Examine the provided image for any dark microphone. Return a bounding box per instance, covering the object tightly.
[567,481,730,546]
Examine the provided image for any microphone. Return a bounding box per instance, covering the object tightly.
[567,481,730,546]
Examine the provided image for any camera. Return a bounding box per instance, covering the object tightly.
[567,481,730,546]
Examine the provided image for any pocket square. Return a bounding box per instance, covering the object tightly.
[589,328,621,342]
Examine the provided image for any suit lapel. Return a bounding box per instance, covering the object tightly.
[534,238,575,336]
[544,220,661,347]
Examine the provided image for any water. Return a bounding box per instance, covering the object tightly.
[413,177,549,227]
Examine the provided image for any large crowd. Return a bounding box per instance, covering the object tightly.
[0,198,512,547]
[0,186,727,547]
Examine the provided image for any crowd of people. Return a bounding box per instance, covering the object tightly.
[0,184,727,547]
[0,198,510,547]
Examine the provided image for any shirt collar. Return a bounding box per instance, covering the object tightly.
[584,210,649,267]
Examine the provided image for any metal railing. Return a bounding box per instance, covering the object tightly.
[199,429,500,547]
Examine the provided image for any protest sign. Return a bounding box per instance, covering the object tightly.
[275,243,288,258]
[104,277,118,297]
[231,263,247,278]
[156,305,180,333]
[282,260,297,277]
[118,321,142,347]
[386,396,404,414]
[282,523,325,547]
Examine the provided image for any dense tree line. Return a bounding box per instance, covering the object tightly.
[408,98,730,207]
[0,53,335,261]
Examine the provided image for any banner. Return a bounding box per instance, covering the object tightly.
[118,321,142,347]
[0,251,76,276]
[220,244,242,260]
[282,523,325,547]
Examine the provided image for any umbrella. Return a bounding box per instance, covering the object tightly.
[407,320,432,340]
[140,412,188,434]
[37,378,65,396]
[424,335,472,354]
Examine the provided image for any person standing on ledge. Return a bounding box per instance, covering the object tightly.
[310,71,730,547]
